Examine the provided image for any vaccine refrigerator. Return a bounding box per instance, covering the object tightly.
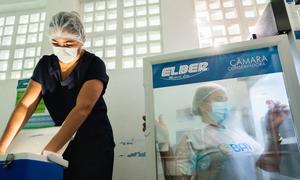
[143,35,300,180]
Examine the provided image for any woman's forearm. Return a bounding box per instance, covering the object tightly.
[43,105,91,152]
[265,130,281,152]
[256,129,281,172]
[0,103,35,153]
[44,79,103,153]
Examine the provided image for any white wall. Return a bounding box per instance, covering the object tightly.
[105,68,146,180]
[0,80,18,137]
[104,1,199,178]
[161,0,199,53]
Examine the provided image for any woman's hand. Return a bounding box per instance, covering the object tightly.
[265,100,289,132]
[155,115,169,134]
[256,100,288,172]
[141,114,170,143]
[155,114,170,144]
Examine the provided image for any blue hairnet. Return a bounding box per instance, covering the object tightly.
[192,83,227,116]
[49,11,86,43]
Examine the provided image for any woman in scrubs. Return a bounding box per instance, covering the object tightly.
[0,11,115,180]
[152,83,288,180]
[175,83,287,179]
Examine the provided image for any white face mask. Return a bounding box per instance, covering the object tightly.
[52,46,78,64]
[209,101,230,125]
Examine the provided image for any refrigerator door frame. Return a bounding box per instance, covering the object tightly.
[143,34,300,180]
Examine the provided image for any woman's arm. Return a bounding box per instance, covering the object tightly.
[0,80,42,155]
[43,79,104,153]
[256,101,289,172]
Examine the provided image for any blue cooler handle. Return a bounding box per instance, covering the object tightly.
[43,151,69,168]
[1,154,15,168]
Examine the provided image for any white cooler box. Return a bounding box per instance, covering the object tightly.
[0,153,68,180]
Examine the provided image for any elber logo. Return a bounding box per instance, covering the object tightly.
[161,62,208,80]
[228,55,268,71]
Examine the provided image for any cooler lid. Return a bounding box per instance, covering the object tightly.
[0,152,68,167]
[0,153,48,162]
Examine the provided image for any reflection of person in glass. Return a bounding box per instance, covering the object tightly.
[174,83,289,180]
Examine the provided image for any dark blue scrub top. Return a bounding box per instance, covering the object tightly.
[31,51,114,148]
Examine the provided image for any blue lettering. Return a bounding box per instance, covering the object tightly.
[245,143,253,151]
[239,143,249,152]
[230,144,241,152]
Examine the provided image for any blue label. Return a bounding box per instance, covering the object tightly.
[152,46,282,88]
[294,30,300,40]
[286,0,294,4]
[17,79,30,89]
[24,115,55,129]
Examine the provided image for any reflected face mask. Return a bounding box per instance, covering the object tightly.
[52,46,78,64]
[209,102,230,125]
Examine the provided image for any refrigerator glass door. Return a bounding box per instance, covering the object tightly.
[151,46,300,180]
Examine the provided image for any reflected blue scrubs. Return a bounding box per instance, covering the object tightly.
[31,51,115,180]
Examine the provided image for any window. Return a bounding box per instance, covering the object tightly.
[93,37,104,47]
[223,0,235,8]
[123,34,134,44]
[16,35,26,45]
[14,49,24,59]
[22,70,33,78]
[94,48,103,57]
[6,16,15,25]
[106,36,116,45]
[230,36,242,43]
[0,50,10,60]
[136,32,147,42]
[228,24,241,35]
[198,26,212,38]
[83,0,162,69]
[12,60,23,70]
[2,36,12,46]
[197,12,210,23]
[199,38,213,48]
[150,43,161,53]
[24,59,35,69]
[242,0,253,6]
[214,37,228,46]
[212,25,226,36]
[149,31,160,41]
[225,9,237,19]
[4,26,14,35]
[211,10,223,21]
[195,0,270,48]
[244,7,257,18]
[0,12,46,80]
[209,1,221,9]
[0,17,4,26]
[122,57,134,68]
[123,45,134,56]
[0,61,8,71]
[11,71,21,79]
[106,59,116,69]
[18,25,28,34]
[105,47,116,57]
[136,6,147,16]
[0,73,6,80]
